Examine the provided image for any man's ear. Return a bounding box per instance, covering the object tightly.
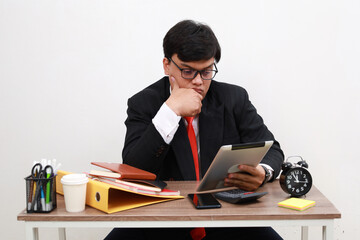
[163,57,170,75]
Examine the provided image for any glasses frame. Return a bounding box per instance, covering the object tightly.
[168,58,218,80]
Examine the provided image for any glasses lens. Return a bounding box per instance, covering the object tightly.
[182,69,196,79]
[201,70,216,80]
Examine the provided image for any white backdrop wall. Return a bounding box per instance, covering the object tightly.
[1,0,359,239]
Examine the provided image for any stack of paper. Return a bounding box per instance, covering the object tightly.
[278,198,316,211]
[88,162,179,196]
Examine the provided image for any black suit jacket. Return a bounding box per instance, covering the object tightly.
[122,77,284,181]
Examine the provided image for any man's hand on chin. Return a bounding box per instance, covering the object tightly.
[166,76,203,117]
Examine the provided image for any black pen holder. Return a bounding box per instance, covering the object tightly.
[25,174,57,213]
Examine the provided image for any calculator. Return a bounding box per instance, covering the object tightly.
[214,189,268,204]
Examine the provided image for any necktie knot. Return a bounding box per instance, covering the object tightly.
[184,116,194,125]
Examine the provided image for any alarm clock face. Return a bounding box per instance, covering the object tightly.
[280,167,312,197]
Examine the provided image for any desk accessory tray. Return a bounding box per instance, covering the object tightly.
[25,174,57,213]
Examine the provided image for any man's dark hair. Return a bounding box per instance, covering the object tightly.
[163,20,221,63]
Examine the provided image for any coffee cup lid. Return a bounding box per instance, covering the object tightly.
[61,174,89,185]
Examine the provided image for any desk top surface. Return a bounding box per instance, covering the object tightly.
[18,180,341,222]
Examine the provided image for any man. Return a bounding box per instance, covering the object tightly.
[105,20,284,240]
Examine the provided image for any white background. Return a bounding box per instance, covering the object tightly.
[1,0,359,239]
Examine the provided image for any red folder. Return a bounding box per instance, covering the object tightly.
[91,162,156,180]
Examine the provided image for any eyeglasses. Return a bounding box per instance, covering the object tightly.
[168,58,218,80]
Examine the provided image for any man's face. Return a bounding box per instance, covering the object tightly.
[163,54,215,99]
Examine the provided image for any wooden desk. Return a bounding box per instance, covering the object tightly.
[18,180,340,240]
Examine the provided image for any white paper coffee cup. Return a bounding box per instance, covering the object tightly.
[61,174,88,212]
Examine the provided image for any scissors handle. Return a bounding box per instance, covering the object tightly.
[31,163,42,178]
[43,165,54,178]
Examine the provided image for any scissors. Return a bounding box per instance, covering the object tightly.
[31,163,54,179]
[30,163,54,211]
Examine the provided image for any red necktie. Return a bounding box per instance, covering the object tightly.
[184,116,200,181]
[184,117,206,240]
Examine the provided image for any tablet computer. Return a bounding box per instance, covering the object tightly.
[195,140,273,193]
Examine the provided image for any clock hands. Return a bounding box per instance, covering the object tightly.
[291,172,308,184]
[291,172,299,182]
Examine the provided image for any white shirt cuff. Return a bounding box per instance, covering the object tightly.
[259,163,274,181]
[152,103,181,144]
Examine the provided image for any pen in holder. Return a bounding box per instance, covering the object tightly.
[25,173,57,213]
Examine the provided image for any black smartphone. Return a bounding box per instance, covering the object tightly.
[188,193,221,209]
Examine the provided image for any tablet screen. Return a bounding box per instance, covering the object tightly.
[195,140,273,193]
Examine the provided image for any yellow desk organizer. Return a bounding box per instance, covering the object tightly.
[56,170,183,214]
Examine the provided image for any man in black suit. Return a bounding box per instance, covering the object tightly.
[105,20,284,240]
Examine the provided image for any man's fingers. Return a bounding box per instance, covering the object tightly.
[167,76,204,116]
[238,165,257,176]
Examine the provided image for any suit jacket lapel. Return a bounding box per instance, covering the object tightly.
[171,120,197,180]
[199,95,224,178]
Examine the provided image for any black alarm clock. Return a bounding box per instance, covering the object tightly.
[279,156,312,197]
